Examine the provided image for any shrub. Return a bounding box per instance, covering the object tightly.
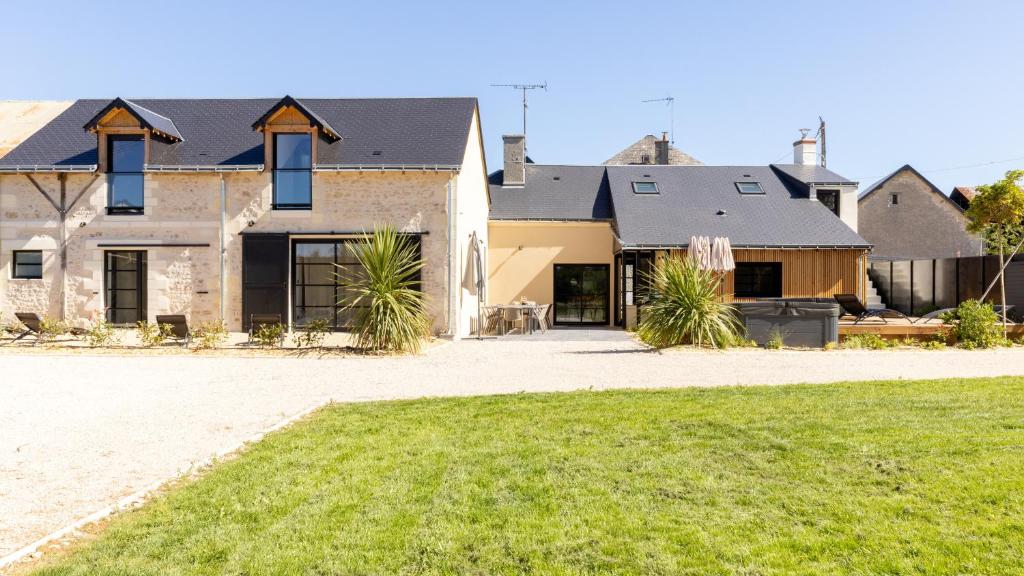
[294,318,330,349]
[920,339,946,350]
[765,329,784,350]
[823,341,838,351]
[83,317,120,347]
[943,300,1001,348]
[136,321,174,347]
[336,225,430,353]
[913,304,940,317]
[38,316,69,342]
[636,256,741,349]
[842,333,895,350]
[192,320,228,350]
[252,322,285,348]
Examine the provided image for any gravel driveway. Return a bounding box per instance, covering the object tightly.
[3,331,1024,560]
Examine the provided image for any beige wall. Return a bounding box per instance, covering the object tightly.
[455,109,490,334]
[487,221,615,322]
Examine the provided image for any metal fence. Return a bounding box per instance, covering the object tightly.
[868,255,1024,315]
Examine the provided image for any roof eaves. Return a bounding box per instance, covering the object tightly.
[251,95,342,142]
[82,97,183,142]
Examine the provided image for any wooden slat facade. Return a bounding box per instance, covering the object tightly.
[670,248,869,302]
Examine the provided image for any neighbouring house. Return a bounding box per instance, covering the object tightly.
[857,165,983,259]
[489,134,870,327]
[0,96,489,337]
[950,185,977,211]
[603,132,702,166]
[0,101,73,159]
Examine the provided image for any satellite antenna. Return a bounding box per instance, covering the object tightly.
[642,95,675,144]
[491,82,547,145]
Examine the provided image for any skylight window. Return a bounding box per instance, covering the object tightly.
[735,181,765,194]
[632,181,659,194]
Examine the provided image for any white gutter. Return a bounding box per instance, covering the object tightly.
[146,164,264,172]
[314,164,460,172]
[0,165,97,173]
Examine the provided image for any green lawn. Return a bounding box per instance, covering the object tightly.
[33,378,1024,575]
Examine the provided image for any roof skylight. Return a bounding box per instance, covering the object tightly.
[632,181,659,194]
[735,181,765,194]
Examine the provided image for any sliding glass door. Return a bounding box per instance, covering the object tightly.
[553,264,610,325]
[105,251,147,324]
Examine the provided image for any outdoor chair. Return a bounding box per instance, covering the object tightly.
[155,315,191,346]
[9,312,43,344]
[480,305,502,335]
[248,313,285,345]
[834,294,912,324]
[501,307,524,335]
[532,304,550,333]
[918,304,1016,324]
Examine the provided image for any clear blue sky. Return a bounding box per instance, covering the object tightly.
[6,0,1024,192]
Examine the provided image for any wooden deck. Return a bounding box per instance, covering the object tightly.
[840,319,1024,339]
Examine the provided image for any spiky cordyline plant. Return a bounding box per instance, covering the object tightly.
[636,256,742,349]
[336,225,430,353]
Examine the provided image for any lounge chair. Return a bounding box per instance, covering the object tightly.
[248,313,285,345]
[10,312,43,344]
[918,304,1016,324]
[834,294,912,324]
[155,315,191,346]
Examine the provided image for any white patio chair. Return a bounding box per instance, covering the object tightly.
[533,304,550,333]
[502,306,524,335]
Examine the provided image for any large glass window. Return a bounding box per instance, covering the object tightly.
[554,264,610,325]
[293,238,421,329]
[734,262,783,298]
[13,250,42,279]
[105,251,147,324]
[274,133,312,209]
[107,135,145,215]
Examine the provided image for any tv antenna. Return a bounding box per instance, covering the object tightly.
[491,82,547,142]
[815,116,827,168]
[642,95,675,144]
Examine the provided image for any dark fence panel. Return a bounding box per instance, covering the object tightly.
[869,255,1021,315]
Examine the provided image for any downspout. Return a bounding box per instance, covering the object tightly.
[445,174,457,337]
[219,174,227,321]
[57,174,67,322]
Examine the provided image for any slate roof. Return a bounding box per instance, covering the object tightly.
[489,165,613,220]
[0,98,477,168]
[606,165,870,248]
[771,163,855,186]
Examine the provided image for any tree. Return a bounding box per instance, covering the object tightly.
[965,169,1024,336]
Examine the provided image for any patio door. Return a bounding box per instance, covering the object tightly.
[242,234,289,329]
[105,251,147,324]
[553,264,609,325]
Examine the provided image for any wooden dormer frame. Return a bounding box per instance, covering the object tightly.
[253,96,341,172]
[91,108,150,173]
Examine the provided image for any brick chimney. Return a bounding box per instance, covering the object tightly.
[654,132,670,165]
[502,134,525,186]
[793,134,817,165]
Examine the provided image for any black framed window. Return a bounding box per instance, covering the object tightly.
[273,133,312,209]
[734,262,782,298]
[12,250,43,279]
[816,189,840,217]
[889,193,900,206]
[105,251,147,324]
[107,135,145,215]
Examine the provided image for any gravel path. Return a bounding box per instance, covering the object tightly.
[3,332,1024,559]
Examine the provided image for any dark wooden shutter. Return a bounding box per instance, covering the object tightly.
[242,234,289,329]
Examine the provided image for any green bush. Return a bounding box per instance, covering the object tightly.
[252,322,286,348]
[636,256,741,349]
[842,333,895,350]
[765,329,784,350]
[294,318,330,349]
[337,225,430,353]
[83,317,120,347]
[136,321,174,347]
[192,320,228,350]
[943,300,1001,348]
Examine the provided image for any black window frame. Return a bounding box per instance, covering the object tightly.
[106,134,145,215]
[631,181,659,194]
[735,181,765,195]
[12,250,43,279]
[889,193,900,206]
[273,133,313,210]
[734,262,783,298]
[816,189,841,217]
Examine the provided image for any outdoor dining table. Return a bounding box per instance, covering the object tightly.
[493,303,545,335]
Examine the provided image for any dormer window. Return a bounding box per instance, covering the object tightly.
[273,133,312,209]
[107,135,145,215]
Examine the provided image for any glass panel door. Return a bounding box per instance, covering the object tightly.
[553,264,609,325]
[105,251,146,324]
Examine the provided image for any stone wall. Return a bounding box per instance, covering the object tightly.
[858,168,983,259]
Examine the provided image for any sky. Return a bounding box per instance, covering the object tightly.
[5,0,1024,192]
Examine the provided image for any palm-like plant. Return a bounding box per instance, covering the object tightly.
[336,225,430,353]
[636,255,742,349]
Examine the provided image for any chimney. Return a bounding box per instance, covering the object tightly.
[654,132,670,165]
[502,134,525,186]
[793,134,817,165]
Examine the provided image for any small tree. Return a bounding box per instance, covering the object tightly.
[965,170,1024,336]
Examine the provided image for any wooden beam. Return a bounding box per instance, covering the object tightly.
[24,174,60,212]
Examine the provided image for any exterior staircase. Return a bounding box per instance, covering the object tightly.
[865,277,885,309]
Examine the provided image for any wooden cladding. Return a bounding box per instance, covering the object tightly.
[669,248,868,301]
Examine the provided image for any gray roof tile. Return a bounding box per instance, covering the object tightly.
[771,163,856,185]
[1,98,477,168]
[489,165,612,220]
